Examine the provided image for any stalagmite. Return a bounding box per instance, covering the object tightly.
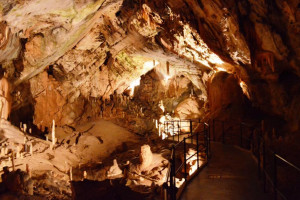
[16,146,20,158]
[107,159,123,178]
[52,119,56,145]
[83,171,87,179]
[0,147,4,156]
[65,161,68,173]
[0,68,11,120]
[70,167,73,181]
[159,124,161,136]
[139,145,153,171]
[26,164,31,178]
[23,124,27,133]
[29,143,33,155]
[11,151,15,171]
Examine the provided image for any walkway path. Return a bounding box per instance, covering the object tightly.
[181,142,271,200]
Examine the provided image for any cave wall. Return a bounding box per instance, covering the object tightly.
[0,0,298,134]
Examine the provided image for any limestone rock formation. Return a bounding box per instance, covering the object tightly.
[139,145,153,171]
[0,0,299,197]
[107,159,123,178]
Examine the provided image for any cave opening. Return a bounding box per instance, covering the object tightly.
[0,0,299,199]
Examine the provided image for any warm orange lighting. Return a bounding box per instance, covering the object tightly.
[163,75,171,82]
[129,78,141,96]
[215,67,227,72]
[143,60,159,71]
[239,81,250,99]
[174,24,224,68]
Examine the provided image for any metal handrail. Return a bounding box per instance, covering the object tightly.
[212,119,300,200]
[275,154,300,172]
[163,120,210,200]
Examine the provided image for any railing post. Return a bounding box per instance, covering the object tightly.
[212,119,215,141]
[206,127,209,160]
[273,153,277,200]
[190,120,193,135]
[178,123,180,142]
[240,123,243,147]
[263,138,266,192]
[184,138,187,181]
[222,121,225,144]
[170,146,176,200]
[257,129,261,179]
[207,124,210,159]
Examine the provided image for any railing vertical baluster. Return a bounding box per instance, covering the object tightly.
[257,129,261,179]
[222,121,225,144]
[190,120,193,144]
[240,123,243,147]
[274,153,277,200]
[207,124,210,159]
[170,160,173,199]
[171,146,176,200]
[263,138,266,192]
[171,122,174,141]
[184,138,187,181]
[166,122,168,140]
[190,120,193,135]
[178,123,180,142]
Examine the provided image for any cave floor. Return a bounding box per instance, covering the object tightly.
[180,142,271,200]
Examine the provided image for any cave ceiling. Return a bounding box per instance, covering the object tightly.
[0,0,299,128]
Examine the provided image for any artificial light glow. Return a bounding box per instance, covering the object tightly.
[158,114,190,140]
[164,75,171,81]
[143,60,159,72]
[159,101,165,113]
[215,67,227,72]
[208,54,224,65]
[240,81,250,99]
[174,24,224,68]
[128,60,160,96]
[129,77,141,96]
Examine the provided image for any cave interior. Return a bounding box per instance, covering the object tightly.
[0,0,299,199]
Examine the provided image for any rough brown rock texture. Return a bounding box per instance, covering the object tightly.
[208,72,245,119]
[0,0,298,134]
